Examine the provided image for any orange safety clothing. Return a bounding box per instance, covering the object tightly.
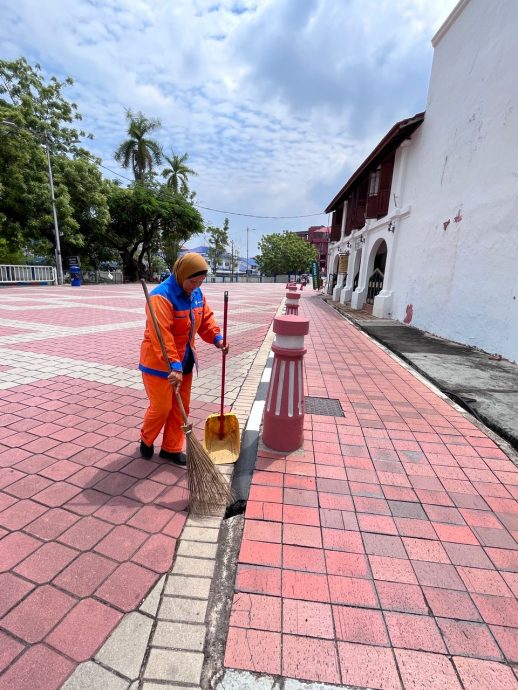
[141,372,192,452]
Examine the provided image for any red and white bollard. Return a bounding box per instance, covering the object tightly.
[262,315,310,453]
[286,281,297,290]
[285,291,300,316]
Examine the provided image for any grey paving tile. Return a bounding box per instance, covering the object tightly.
[139,574,166,616]
[152,621,206,651]
[177,540,218,559]
[144,648,203,684]
[158,596,208,623]
[95,612,154,680]
[61,662,129,690]
[173,556,216,577]
[164,574,212,599]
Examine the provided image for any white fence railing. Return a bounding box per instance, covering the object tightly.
[0,264,57,285]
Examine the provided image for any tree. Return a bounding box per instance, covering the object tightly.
[104,180,204,281]
[207,218,229,273]
[162,151,197,196]
[255,231,317,276]
[114,110,162,182]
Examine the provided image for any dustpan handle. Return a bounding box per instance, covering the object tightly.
[140,279,189,425]
[219,291,228,438]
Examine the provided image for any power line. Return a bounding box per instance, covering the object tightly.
[193,204,326,220]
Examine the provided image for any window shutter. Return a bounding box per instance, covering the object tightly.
[377,153,395,217]
[353,178,368,229]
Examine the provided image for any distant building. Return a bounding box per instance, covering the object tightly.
[179,245,258,275]
[293,226,330,273]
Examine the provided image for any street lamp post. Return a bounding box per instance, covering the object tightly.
[1,120,64,285]
[246,226,249,283]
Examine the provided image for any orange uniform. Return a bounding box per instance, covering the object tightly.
[139,273,222,453]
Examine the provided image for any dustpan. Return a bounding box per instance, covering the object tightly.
[204,291,240,464]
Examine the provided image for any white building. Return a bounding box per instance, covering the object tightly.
[326,0,518,362]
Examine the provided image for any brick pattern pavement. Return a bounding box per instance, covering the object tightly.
[225,292,518,690]
[0,283,284,689]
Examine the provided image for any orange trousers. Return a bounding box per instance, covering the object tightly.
[141,373,193,453]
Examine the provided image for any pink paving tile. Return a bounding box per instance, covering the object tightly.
[93,524,148,561]
[423,586,481,622]
[328,575,378,607]
[283,599,334,638]
[95,561,158,612]
[326,550,370,578]
[316,478,350,495]
[66,466,110,489]
[458,566,513,597]
[282,634,340,684]
[460,508,502,528]
[454,656,518,690]
[14,541,78,584]
[283,473,316,490]
[126,503,176,532]
[490,625,518,662]
[283,488,319,507]
[93,495,141,525]
[443,542,493,569]
[376,580,428,614]
[162,511,187,539]
[394,517,438,540]
[283,523,322,548]
[474,526,517,549]
[32,481,83,508]
[46,597,122,662]
[0,532,42,572]
[358,513,398,535]
[1,584,75,643]
[0,630,24,673]
[38,459,83,481]
[0,572,35,617]
[334,605,389,645]
[364,533,406,558]
[236,565,282,597]
[0,491,16,513]
[472,593,518,627]
[502,571,518,597]
[0,499,47,530]
[224,627,281,676]
[229,592,282,632]
[432,522,479,545]
[239,539,282,567]
[58,515,113,550]
[385,611,446,653]
[248,484,283,504]
[485,546,518,571]
[92,472,137,496]
[282,570,330,602]
[245,500,283,522]
[318,492,354,511]
[395,649,462,690]
[283,504,321,526]
[370,555,418,584]
[243,518,282,543]
[251,470,284,487]
[322,528,363,553]
[53,551,117,597]
[0,644,75,690]
[338,642,402,690]
[131,533,177,573]
[283,545,326,573]
[403,537,450,563]
[383,485,420,502]
[436,618,502,660]
[412,560,466,590]
[3,474,52,499]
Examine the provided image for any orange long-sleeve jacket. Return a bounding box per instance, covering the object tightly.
[139,275,222,378]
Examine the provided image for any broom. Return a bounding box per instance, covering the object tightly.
[141,280,233,514]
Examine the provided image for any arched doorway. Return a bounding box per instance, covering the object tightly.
[366,240,387,305]
[329,253,340,293]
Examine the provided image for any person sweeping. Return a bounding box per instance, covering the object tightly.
[139,252,228,466]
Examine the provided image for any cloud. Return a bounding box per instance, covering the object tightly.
[0,0,458,252]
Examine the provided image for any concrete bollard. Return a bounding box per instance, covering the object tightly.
[262,315,310,453]
[285,291,300,316]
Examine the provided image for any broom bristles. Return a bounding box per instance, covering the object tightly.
[184,427,233,514]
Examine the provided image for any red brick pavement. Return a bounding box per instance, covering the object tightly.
[0,282,284,689]
[225,292,518,689]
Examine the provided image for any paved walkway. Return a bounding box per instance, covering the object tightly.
[0,282,284,689]
[1,284,518,689]
[224,292,518,689]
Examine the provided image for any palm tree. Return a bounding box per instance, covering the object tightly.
[162,151,197,196]
[114,110,162,181]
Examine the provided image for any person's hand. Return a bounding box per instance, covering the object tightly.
[167,370,183,390]
[216,340,229,355]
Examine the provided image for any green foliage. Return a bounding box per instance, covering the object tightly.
[207,218,229,272]
[162,151,197,196]
[255,231,317,275]
[114,110,162,182]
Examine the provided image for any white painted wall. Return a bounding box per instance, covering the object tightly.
[390,0,518,361]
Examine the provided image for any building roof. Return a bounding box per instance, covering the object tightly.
[324,112,425,214]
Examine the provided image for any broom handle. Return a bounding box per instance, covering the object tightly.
[219,291,228,438]
[140,279,189,426]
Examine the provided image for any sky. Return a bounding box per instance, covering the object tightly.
[1,0,459,257]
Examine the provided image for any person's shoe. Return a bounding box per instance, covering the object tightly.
[159,449,187,466]
[140,440,154,459]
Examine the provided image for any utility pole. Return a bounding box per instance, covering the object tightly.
[246,226,249,283]
[45,133,64,285]
[230,239,234,282]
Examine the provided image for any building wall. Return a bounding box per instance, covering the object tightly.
[391,0,518,361]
